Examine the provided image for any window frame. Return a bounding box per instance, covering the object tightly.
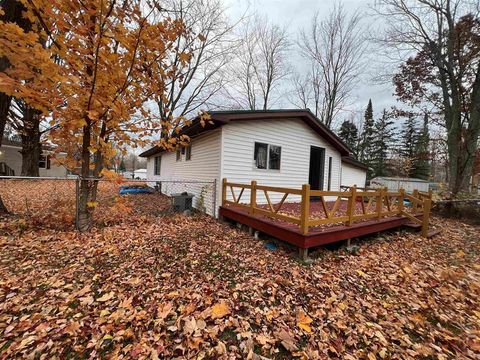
[39,154,50,169]
[154,155,161,176]
[253,141,282,171]
[176,149,181,162]
[185,145,191,161]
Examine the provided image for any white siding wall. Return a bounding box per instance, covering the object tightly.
[370,178,430,193]
[341,163,367,188]
[0,145,67,177]
[221,118,343,204]
[146,129,221,215]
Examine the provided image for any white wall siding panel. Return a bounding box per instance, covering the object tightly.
[341,163,367,188]
[0,145,68,177]
[221,118,343,204]
[146,129,221,215]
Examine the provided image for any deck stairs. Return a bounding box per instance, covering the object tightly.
[404,222,441,238]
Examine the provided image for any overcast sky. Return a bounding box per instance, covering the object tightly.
[223,0,399,128]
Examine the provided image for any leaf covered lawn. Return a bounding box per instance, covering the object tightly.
[0,195,479,359]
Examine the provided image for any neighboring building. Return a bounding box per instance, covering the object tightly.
[134,168,147,180]
[370,177,430,193]
[0,139,68,177]
[140,109,368,216]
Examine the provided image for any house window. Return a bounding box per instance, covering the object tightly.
[254,142,281,170]
[39,155,50,169]
[185,145,191,161]
[154,155,161,175]
[327,156,332,191]
[176,149,181,161]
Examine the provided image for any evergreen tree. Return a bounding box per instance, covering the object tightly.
[337,120,359,155]
[400,114,418,159]
[412,114,431,180]
[372,109,395,177]
[359,99,375,177]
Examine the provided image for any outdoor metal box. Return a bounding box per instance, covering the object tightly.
[171,192,194,212]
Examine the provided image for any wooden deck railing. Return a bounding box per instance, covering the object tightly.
[222,179,433,237]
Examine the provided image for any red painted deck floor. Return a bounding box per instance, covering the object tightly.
[219,202,421,249]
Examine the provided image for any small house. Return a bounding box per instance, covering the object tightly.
[140,109,368,216]
[0,138,68,177]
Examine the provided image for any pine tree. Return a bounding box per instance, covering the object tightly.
[372,109,395,177]
[359,99,375,178]
[337,120,359,155]
[412,114,430,180]
[400,114,418,159]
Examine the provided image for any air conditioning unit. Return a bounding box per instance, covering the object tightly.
[171,192,194,212]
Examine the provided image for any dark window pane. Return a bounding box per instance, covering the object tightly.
[186,146,191,160]
[176,149,181,161]
[154,156,161,175]
[269,145,281,170]
[39,155,47,169]
[254,142,268,169]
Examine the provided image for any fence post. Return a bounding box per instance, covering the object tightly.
[222,178,227,206]
[421,196,432,237]
[250,180,257,215]
[398,188,405,214]
[300,183,310,235]
[376,188,383,219]
[75,176,80,230]
[212,179,217,217]
[347,185,356,226]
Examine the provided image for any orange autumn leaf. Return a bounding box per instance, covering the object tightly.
[211,301,230,319]
[297,309,313,333]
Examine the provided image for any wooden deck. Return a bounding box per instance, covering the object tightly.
[220,205,420,249]
[220,179,434,258]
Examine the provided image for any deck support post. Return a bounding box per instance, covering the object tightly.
[300,184,310,235]
[346,238,351,247]
[250,180,257,215]
[298,247,308,261]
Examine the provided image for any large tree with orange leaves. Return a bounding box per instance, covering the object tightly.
[0,0,203,230]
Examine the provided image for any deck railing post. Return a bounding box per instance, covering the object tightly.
[347,185,356,226]
[398,188,405,214]
[250,180,257,215]
[421,196,432,237]
[222,178,227,206]
[412,189,419,213]
[376,188,383,219]
[300,184,310,235]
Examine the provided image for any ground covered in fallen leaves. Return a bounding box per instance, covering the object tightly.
[0,188,479,359]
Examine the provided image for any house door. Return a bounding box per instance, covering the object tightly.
[309,146,325,191]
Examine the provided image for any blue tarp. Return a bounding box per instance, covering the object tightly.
[119,185,154,195]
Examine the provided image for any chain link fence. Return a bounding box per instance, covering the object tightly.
[0,176,217,231]
[149,179,217,216]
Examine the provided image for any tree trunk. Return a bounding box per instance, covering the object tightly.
[20,107,41,176]
[77,178,98,232]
